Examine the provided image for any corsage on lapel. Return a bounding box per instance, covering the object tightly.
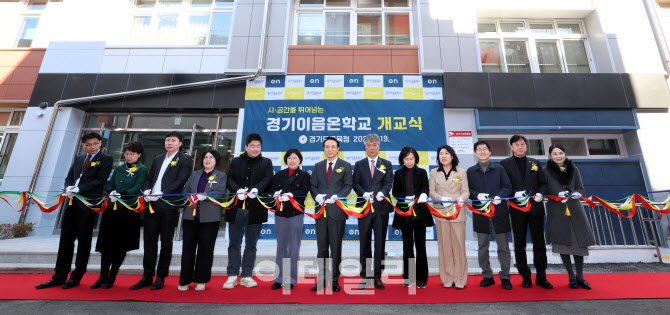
[531,162,539,172]
[452,176,462,183]
[377,164,386,174]
[336,167,344,173]
[170,157,179,167]
[90,161,100,167]
[207,174,217,188]
[126,164,138,176]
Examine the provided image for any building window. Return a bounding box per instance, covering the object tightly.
[130,0,233,45]
[480,135,623,158]
[477,20,593,73]
[294,0,412,45]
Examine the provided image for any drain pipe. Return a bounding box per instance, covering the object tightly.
[644,0,670,75]
[18,0,270,224]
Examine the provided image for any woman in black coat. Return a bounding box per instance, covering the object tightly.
[392,146,434,289]
[544,145,596,290]
[270,149,310,290]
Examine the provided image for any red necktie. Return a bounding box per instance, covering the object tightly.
[81,154,90,175]
[370,159,375,178]
[327,162,333,181]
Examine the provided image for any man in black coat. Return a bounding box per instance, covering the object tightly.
[310,136,353,292]
[352,133,393,290]
[222,133,274,290]
[131,132,193,291]
[500,135,553,289]
[466,140,513,290]
[36,132,113,289]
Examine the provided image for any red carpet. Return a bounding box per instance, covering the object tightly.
[2,273,668,304]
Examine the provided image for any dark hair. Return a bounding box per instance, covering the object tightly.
[473,140,490,152]
[165,131,184,142]
[323,136,339,148]
[398,146,419,166]
[436,145,459,168]
[201,149,221,167]
[284,148,303,164]
[509,134,527,145]
[81,132,102,143]
[122,141,144,156]
[246,133,262,145]
[548,144,566,156]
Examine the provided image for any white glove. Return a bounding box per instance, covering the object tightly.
[280,192,293,202]
[441,196,452,203]
[109,190,120,203]
[533,193,544,203]
[63,186,74,198]
[376,191,385,201]
[477,193,489,201]
[146,191,160,202]
[70,187,79,194]
[514,191,526,200]
[273,190,282,198]
[362,192,372,199]
[456,197,465,207]
[418,193,428,203]
[236,188,247,200]
[143,189,151,202]
[571,192,582,199]
[196,194,207,201]
[405,196,415,202]
[325,195,338,204]
[558,191,569,203]
[247,188,258,199]
[492,196,502,205]
[315,194,326,204]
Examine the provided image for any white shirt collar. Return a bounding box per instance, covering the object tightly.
[166,151,178,160]
[368,156,378,164]
[327,157,338,165]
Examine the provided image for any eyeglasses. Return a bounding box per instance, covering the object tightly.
[476,148,489,152]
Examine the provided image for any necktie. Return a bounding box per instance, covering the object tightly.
[81,154,90,175]
[327,162,333,181]
[370,159,375,178]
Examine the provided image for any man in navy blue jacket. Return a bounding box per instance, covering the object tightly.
[466,140,513,290]
[36,132,113,290]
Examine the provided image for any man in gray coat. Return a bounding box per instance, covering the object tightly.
[310,136,353,293]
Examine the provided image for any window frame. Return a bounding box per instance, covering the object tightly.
[477,19,595,74]
[293,0,413,46]
[478,134,626,160]
[129,0,234,46]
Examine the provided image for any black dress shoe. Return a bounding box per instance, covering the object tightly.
[536,278,554,289]
[568,279,579,289]
[577,279,591,290]
[90,279,105,289]
[521,276,532,288]
[102,283,114,289]
[62,279,80,289]
[374,278,385,290]
[357,279,371,290]
[151,278,165,290]
[271,282,282,290]
[479,277,495,287]
[36,278,65,289]
[501,279,513,290]
[332,281,341,292]
[130,277,153,290]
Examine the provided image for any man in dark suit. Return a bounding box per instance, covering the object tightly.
[131,131,193,291]
[310,136,352,293]
[500,135,553,289]
[352,133,393,290]
[36,132,113,289]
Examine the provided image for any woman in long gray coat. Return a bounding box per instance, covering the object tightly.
[178,150,227,291]
[543,144,596,290]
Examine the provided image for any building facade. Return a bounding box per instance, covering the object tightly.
[0,0,668,247]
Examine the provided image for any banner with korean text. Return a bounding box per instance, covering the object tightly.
[242,75,446,241]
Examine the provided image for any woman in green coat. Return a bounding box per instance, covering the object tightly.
[91,141,148,289]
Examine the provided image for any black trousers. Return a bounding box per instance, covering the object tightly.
[54,200,97,282]
[358,213,389,279]
[179,219,219,286]
[315,217,346,282]
[511,213,548,278]
[401,220,428,285]
[143,200,178,279]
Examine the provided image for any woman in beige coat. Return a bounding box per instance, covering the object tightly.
[429,145,470,289]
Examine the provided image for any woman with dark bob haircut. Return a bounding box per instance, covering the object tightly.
[178,149,227,291]
[93,141,148,289]
[391,146,433,288]
[543,144,595,290]
[269,148,310,290]
[429,145,470,289]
